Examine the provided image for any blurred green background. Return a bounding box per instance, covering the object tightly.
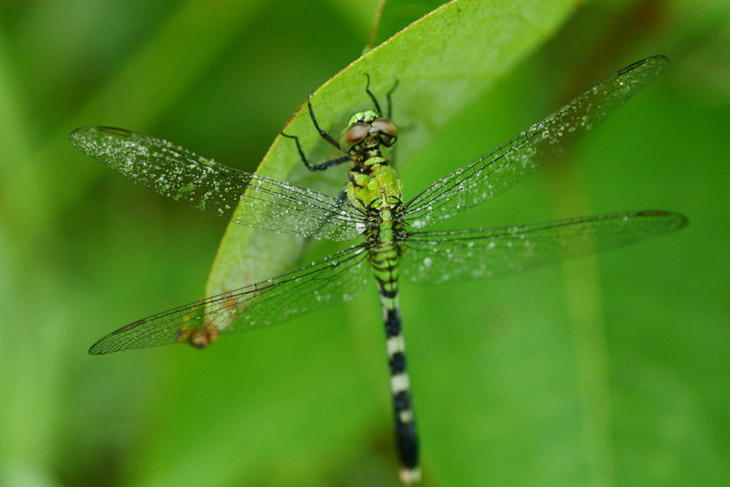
[0,0,728,486]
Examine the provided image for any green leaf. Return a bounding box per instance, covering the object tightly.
[199,1,577,482]
[206,0,577,297]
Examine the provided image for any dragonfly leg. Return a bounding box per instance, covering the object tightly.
[386,78,399,120]
[307,89,341,149]
[281,88,351,171]
[279,130,351,171]
[364,74,399,119]
[364,73,383,116]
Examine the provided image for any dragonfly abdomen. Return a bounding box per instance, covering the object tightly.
[378,283,420,484]
[369,209,420,483]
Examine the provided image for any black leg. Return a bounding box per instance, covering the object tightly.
[364,75,400,119]
[307,90,340,150]
[280,130,351,171]
[364,73,383,116]
[281,88,350,172]
[386,79,399,120]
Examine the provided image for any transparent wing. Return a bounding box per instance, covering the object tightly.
[403,56,669,229]
[89,244,371,354]
[400,210,687,285]
[70,126,364,241]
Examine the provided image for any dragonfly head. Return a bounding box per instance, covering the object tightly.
[339,110,398,155]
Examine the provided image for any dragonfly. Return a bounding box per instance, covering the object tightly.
[70,55,686,485]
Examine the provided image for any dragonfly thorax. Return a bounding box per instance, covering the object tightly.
[347,162,403,213]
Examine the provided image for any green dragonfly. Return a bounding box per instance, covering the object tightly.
[70,55,686,485]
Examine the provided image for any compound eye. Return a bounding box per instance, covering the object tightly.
[371,118,398,137]
[372,118,398,147]
[340,123,369,150]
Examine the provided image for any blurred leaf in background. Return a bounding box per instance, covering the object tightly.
[0,0,727,486]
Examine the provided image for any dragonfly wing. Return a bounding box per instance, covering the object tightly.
[401,210,687,285]
[70,127,364,241]
[89,244,371,354]
[403,56,669,229]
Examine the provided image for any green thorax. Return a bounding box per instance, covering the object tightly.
[348,161,402,208]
